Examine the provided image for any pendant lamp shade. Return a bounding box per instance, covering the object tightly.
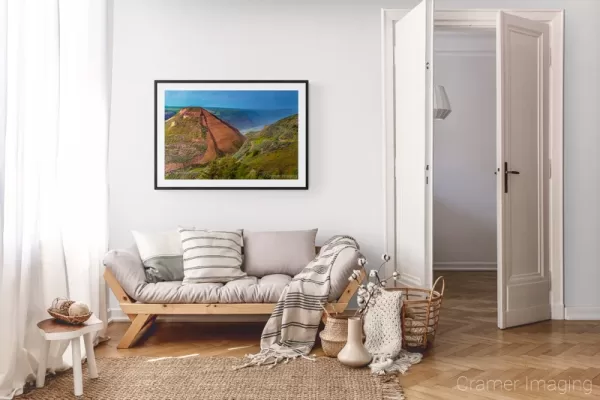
[434,85,452,120]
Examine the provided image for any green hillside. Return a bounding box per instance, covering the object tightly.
[234,114,298,178]
[166,114,299,180]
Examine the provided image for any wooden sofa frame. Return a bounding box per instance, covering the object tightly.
[104,268,366,349]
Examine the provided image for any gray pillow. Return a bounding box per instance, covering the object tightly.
[243,229,318,277]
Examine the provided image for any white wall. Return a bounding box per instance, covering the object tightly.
[108,0,401,312]
[433,30,497,270]
[109,0,600,314]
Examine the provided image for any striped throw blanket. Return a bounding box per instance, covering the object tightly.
[237,235,360,368]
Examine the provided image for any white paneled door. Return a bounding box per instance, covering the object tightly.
[393,0,434,289]
[497,12,551,328]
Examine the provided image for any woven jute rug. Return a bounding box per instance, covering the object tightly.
[19,356,405,400]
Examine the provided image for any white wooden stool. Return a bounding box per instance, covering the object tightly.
[36,316,104,397]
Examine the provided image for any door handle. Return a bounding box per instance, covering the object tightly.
[504,162,520,193]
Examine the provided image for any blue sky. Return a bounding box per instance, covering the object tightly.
[165,90,298,111]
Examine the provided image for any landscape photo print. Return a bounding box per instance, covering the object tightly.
[155,80,308,189]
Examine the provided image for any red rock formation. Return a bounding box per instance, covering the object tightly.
[202,110,246,155]
[164,107,246,170]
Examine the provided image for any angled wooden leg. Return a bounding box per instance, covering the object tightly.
[117,314,156,349]
[103,269,135,320]
[319,270,364,325]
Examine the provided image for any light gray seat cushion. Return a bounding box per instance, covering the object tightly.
[103,245,361,303]
[132,274,289,304]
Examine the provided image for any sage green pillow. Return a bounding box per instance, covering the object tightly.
[132,230,184,282]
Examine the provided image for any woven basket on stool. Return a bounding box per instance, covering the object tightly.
[319,315,349,357]
[47,308,92,325]
[47,297,92,325]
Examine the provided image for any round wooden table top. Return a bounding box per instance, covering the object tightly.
[37,316,104,340]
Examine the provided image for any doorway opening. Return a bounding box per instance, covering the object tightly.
[432,27,497,322]
[382,6,564,329]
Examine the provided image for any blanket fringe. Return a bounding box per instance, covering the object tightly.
[234,346,315,370]
[369,351,423,376]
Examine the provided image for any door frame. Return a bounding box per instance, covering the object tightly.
[382,9,565,319]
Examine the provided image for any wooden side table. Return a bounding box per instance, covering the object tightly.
[36,316,104,397]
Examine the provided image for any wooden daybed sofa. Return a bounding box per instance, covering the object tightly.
[103,245,365,349]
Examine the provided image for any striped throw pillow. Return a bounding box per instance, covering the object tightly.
[178,228,246,284]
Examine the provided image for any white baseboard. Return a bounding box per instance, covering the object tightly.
[434,261,497,271]
[107,307,126,323]
[551,303,565,320]
[565,306,600,320]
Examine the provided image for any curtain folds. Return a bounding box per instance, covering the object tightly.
[0,0,112,398]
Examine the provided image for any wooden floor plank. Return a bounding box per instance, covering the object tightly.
[97,271,600,399]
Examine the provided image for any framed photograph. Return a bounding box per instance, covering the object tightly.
[155,80,308,189]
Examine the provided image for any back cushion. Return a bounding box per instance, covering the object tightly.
[132,230,184,282]
[179,228,246,284]
[243,229,318,277]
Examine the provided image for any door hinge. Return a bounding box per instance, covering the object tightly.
[426,62,430,70]
[426,164,430,184]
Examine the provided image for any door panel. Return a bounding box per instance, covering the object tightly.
[497,12,550,328]
[394,0,433,289]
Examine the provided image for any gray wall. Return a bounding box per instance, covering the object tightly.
[109,0,600,311]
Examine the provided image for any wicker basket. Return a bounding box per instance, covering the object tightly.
[47,308,92,325]
[319,315,349,357]
[386,276,445,352]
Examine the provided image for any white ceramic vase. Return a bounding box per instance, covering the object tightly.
[337,317,372,367]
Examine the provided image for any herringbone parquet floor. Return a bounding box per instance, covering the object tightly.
[98,271,600,399]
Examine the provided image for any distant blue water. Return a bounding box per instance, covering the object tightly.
[240,125,266,134]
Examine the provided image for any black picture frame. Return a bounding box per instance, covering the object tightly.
[154,80,309,190]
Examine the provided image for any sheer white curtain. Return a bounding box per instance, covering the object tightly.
[0,0,112,398]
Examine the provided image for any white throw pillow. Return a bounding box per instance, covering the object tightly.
[132,230,184,282]
[178,228,246,284]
